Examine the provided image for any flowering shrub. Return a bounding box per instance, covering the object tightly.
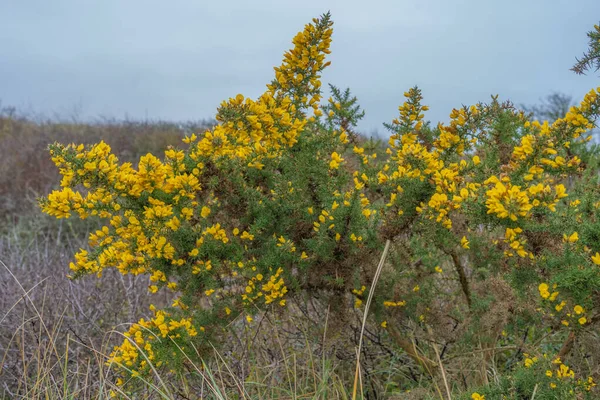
[40,13,600,396]
[463,354,596,399]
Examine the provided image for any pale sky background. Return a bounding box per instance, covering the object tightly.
[1,0,600,136]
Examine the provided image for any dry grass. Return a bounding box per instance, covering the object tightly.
[0,216,416,398]
[0,214,162,398]
[0,245,400,399]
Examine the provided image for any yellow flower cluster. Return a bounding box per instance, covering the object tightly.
[543,357,597,391]
[504,227,530,258]
[524,355,538,368]
[261,268,288,305]
[389,87,428,134]
[329,151,344,169]
[552,357,575,380]
[108,306,198,375]
[43,187,85,219]
[267,16,332,111]
[381,89,477,231]
[243,267,288,307]
[383,300,407,307]
[352,285,367,308]
[538,283,588,326]
[538,283,559,301]
[485,175,569,222]
[485,178,532,221]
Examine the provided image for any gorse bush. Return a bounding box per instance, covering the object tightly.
[40,13,600,397]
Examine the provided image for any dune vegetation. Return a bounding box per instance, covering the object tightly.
[3,14,600,400]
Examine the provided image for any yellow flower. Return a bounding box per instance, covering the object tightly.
[524,357,536,367]
[574,305,584,315]
[485,180,532,221]
[241,231,254,240]
[563,232,579,243]
[471,393,485,400]
[538,283,550,299]
[380,321,387,328]
[461,236,470,249]
[592,252,600,265]
[579,316,587,325]
[329,152,344,169]
[246,315,253,323]
[165,216,180,231]
[201,206,211,218]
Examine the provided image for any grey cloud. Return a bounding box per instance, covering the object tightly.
[1,0,599,133]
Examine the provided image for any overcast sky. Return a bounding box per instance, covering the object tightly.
[1,0,600,135]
